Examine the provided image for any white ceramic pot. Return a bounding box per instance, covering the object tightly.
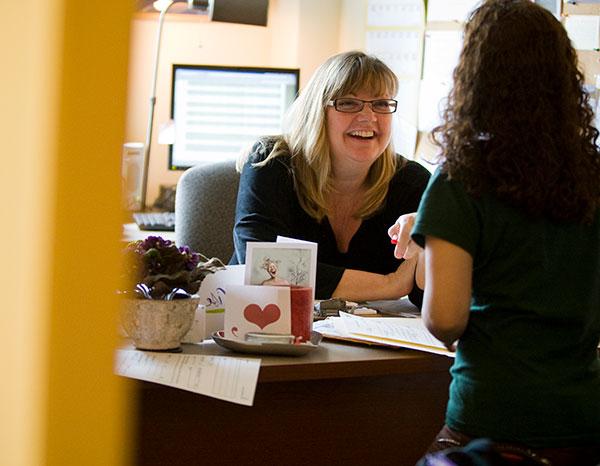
[121,297,201,350]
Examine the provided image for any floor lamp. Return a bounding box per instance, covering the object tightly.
[139,0,267,210]
[140,0,208,210]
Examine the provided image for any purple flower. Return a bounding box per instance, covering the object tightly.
[122,235,224,299]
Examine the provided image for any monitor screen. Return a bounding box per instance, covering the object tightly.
[169,64,300,170]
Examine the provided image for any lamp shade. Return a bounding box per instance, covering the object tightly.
[138,0,267,25]
[152,0,173,11]
[137,0,207,13]
[209,0,268,26]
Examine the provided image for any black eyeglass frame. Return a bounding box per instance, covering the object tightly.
[326,98,398,114]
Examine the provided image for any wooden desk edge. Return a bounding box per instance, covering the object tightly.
[258,353,452,382]
[121,337,452,387]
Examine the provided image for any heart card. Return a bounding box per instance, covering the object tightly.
[224,285,291,341]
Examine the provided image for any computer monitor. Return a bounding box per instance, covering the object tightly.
[169,64,300,170]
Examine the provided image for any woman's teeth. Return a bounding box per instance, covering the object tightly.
[349,130,374,138]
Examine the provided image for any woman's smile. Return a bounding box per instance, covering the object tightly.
[327,90,393,169]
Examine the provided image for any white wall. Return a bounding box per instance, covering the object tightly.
[340,0,368,51]
[125,0,368,206]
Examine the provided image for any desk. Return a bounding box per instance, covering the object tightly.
[122,223,176,243]
[132,339,452,466]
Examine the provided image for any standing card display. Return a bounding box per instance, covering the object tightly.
[244,240,317,299]
[224,285,292,341]
[195,264,245,339]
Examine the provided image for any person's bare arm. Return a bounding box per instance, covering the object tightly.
[331,256,417,301]
[422,236,472,350]
[415,250,425,290]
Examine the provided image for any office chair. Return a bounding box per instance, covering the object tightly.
[175,159,240,263]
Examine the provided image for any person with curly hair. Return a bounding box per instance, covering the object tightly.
[232,51,430,303]
[394,1,600,464]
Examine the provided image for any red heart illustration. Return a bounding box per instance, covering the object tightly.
[243,303,281,329]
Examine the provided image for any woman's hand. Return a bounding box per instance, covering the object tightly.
[389,213,426,289]
[388,213,422,259]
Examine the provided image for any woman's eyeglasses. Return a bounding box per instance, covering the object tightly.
[327,98,398,114]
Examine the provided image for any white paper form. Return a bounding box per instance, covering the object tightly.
[533,0,561,18]
[367,0,425,28]
[418,29,462,131]
[395,78,420,124]
[393,115,418,158]
[332,312,454,357]
[422,30,463,81]
[564,15,600,51]
[366,29,424,78]
[418,78,451,131]
[115,349,261,406]
[392,79,419,157]
[426,0,482,23]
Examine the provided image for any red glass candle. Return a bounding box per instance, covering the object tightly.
[289,286,313,342]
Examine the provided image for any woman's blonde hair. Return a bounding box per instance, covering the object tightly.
[241,51,400,221]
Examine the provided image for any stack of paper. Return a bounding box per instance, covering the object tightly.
[115,349,261,406]
[313,312,454,358]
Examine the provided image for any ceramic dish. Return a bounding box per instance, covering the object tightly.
[212,330,322,356]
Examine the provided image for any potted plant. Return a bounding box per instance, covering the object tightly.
[120,235,224,351]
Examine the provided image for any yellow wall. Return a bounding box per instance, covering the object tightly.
[125,0,368,205]
[1,1,131,465]
[1,1,58,463]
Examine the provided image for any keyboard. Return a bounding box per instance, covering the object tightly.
[133,212,175,231]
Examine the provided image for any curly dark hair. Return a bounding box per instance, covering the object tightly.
[431,0,600,224]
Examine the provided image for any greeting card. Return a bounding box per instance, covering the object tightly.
[244,240,317,298]
[224,285,291,341]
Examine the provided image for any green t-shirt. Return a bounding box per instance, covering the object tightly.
[412,169,600,447]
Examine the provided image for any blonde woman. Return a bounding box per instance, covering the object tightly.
[231,51,430,302]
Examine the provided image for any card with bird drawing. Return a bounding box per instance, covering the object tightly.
[244,241,317,297]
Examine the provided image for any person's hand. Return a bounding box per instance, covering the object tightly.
[445,341,458,352]
[388,213,422,259]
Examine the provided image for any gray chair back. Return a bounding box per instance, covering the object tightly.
[175,159,240,262]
